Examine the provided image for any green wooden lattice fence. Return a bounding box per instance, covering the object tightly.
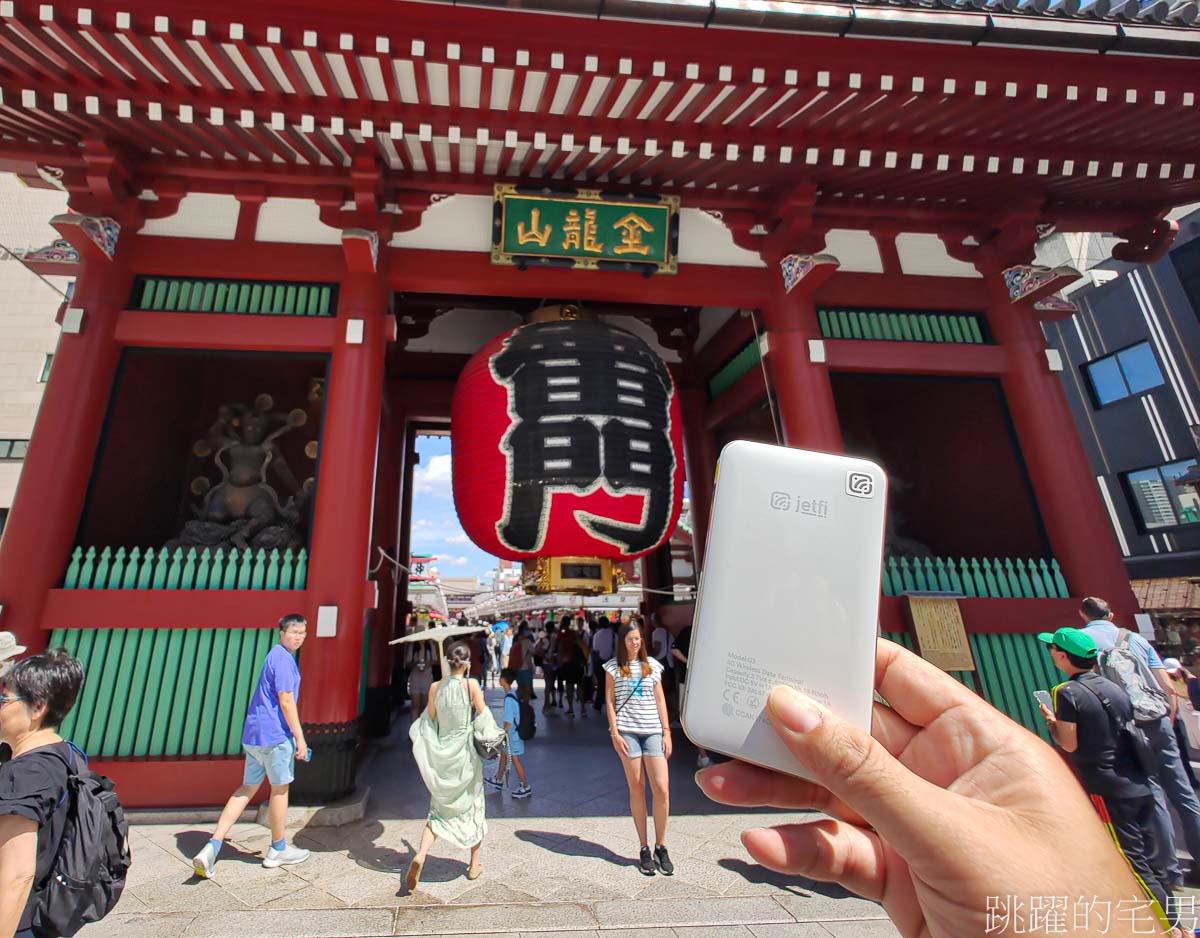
[131,276,336,316]
[817,308,987,344]
[64,546,307,590]
[882,555,1067,599]
[708,339,762,400]
[882,630,1058,743]
[51,627,276,757]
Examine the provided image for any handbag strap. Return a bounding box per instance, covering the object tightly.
[613,670,648,718]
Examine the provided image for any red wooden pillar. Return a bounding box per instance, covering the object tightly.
[293,232,388,801]
[395,424,418,635]
[364,395,406,736]
[679,388,717,570]
[983,269,1138,616]
[761,254,843,453]
[0,220,132,651]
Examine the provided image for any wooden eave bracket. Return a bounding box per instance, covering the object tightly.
[1112,215,1178,263]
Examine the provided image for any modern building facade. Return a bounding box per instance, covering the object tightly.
[0,176,71,540]
[1043,209,1200,582]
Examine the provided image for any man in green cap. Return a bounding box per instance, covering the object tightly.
[1038,626,1171,916]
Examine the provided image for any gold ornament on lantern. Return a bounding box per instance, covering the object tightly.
[305,441,319,460]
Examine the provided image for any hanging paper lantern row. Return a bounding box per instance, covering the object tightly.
[452,319,685,562]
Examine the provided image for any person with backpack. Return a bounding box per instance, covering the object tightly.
[485,669,533,798]
[0,648,103,938]
[1081,596,1200,888]
[192,614,310,879]
[1036,627,1172,921]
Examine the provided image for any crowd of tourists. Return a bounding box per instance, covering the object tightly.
[1,594,1199,935]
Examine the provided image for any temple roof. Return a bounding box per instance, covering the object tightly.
[0,0,1196,226]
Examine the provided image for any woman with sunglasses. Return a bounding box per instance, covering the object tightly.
[0,648,85,938]
[604,620,673,877]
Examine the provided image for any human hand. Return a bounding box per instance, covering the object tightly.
[295,739,309,762]
[696,639,1165,938]
[1038,702,1055,725]
[662,730,673,760]
[611,732,627,759]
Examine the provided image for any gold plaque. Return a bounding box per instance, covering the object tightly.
[904,597,975,672]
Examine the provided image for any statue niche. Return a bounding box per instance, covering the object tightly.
[168,394,314,553]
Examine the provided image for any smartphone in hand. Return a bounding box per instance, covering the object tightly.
[1033,690,1053,712]
[681,441,888,781]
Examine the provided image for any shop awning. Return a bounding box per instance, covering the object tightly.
[1133,577,1200,614]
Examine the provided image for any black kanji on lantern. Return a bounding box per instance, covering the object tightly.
[490,320,676,555]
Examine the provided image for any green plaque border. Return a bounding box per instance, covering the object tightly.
[491,184,680,275]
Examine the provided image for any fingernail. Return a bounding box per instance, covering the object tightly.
[694,766,721,789]
[769,686,824,733]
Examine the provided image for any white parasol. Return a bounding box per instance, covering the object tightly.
[390,623,487,675]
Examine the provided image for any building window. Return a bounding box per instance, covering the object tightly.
[1124,459,1200,529]
[1084,342,1164,406]
[38,354,53,383]
[0,440,29,460]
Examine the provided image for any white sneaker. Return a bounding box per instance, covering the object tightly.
[263,844,310,868]
[192,842,218,879]
[512,784,532,799]
[484,775,503,790]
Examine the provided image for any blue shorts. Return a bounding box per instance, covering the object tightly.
[620,731,664,759]
[507,730,525,757]
[243,739,296,786]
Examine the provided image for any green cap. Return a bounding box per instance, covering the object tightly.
[1037,627,1098,660]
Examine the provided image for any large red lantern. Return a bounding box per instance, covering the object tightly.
[452,313,685,562]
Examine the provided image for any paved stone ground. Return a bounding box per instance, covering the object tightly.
[79,678,901,937]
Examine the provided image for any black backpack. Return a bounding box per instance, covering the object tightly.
[509,692,537,741]
[32,744,131,936]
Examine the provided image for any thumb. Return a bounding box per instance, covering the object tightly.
[767,685,950,855]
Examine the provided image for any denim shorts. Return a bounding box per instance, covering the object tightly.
[243,738,296,786]
[620,731,664,759]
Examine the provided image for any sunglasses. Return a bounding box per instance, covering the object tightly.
[0,695,24,705]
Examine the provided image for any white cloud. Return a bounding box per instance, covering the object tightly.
[413,454,453,499]
[444,533,471,545]
[449,556,469,566]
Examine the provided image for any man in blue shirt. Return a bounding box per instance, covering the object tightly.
[192,614,310,878]
[1081,596,1200,887]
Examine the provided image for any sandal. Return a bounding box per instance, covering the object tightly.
[467,865,484,880]
[404,857,423,892]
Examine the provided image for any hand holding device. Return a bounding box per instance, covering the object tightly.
[695,640,1164,938]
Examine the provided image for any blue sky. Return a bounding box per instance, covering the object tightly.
[410,434,499,586]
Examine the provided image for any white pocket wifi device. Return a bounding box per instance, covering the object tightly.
[681,440,888,779]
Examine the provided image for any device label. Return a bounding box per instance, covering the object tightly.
[722,652,831,726]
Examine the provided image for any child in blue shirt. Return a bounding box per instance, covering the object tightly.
[485,669,531,798]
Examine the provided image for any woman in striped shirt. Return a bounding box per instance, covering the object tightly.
[604,620,674,877]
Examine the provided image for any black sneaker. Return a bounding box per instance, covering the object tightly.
[638,845,657,876]
[654,844,674,876]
